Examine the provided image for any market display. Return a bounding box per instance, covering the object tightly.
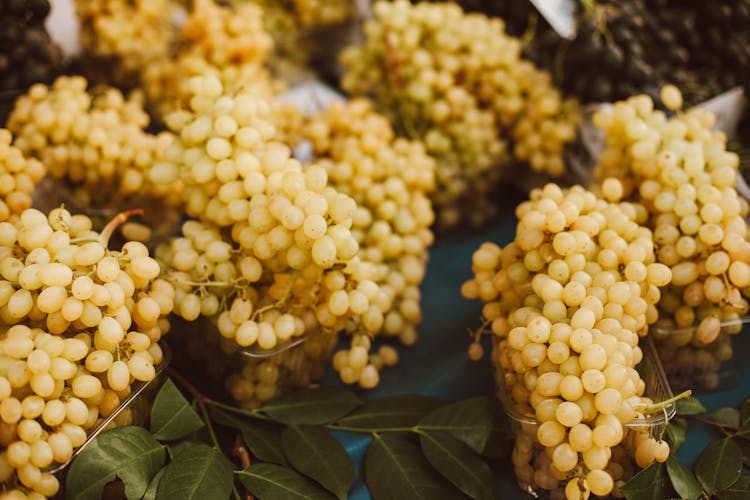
[0,0,749,498]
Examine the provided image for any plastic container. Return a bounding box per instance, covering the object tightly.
[168,317,339,409]
[493,337,675,498]
[47,343,172,478]
[651,316,750,393]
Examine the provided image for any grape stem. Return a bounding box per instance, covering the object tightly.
[681,414,739,433]
[100,208,144,245]
[634,389,692,415]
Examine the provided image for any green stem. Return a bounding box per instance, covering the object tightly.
[635,390,692,415]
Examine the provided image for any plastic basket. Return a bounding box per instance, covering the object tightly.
[493,336,675,498]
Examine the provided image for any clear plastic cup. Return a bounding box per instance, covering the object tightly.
[651,316,750,393]
[492,337,675,498]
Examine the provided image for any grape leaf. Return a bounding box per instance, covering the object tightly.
[281,425,354,499]
[210,407,287,465]
[419,431,495,500]
[335,395,443,429]
[665,456,702,500]
[65,426,166,500]
[155,442,234,500]
[416,396,506,454]
[150,379,205,441]
[143,468,166,500]
[721,475,750,499]
[694,438,742,494]
[710,408,741,428]
[665,418,687,453]
[237,463,336,500]
[740,397,750,426]
[620,462,676,500]
[364,433,466,500]
[260,387,361,425]
[675,397,706,416]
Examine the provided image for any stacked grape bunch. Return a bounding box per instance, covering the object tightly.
[304,99,436,377]
[151,75,395,403]
[0,207,174,498]
[0,130,46,223]
[546,0,750,105]
[594,86,750,390]
[0,0,62,124]
[142,0,277,120]
[462,180,675,498]
[341,0,580,230]
[75,0,175,90]
[7,76,181,212]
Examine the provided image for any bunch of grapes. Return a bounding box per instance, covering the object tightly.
[141,0,278,120]
[341,0,580,230]
[462,180,676,498]
[151,75,397,396]
[0,0,62,124]
[303,98,435,381]
[0,206,175,498]
[0,130,46,223]
[593,86,750,389]
[7,76,181,211]
[75,0,175,90]
[533,0,750,105]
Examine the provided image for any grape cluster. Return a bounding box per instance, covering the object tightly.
[593,87,750,389]
[462,180,674,498]
[75,0,175,90]
[535,0,750,105]
[303,99,435,380]
[7,76,181,209]
[152,76,396,393]
[141,0,277,120]
[0,0,62,124]
[0,130,46,223]
[0,207,174,498]
[341,0,580,230]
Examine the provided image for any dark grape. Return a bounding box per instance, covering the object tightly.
[0,0,61,125]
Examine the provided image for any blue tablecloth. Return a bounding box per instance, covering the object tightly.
[320,186,750,499]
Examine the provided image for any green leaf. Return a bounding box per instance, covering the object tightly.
[665,418,688,453]
[735,419,750,441]
[417,396,505,454]
[156,442,234,500]
[260,387,361,425]
[143,468,166,500]
[210,407,287,465]
[364,433,465,500]
[65,426,166,500]
[620,462,676,500]
[335,395,443,429]
[739,440,750,468]
[419,431,495,500]
[281,425,354,500]
[711,408,741,428]
[150,379,205,441]
[740,397,750,426]
[676,397,707,416]
[721,475,750,499]
[237,463,336,500]
[665,455,702,500]
[694,438,742,494]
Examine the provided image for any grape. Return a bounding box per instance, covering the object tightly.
[463,180,673,496]
[341,0,580,230]
[0,206,174,497]
[0,0,61,124]
[593,86,750,390]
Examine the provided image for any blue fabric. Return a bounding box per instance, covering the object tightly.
[320,191,750,499]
